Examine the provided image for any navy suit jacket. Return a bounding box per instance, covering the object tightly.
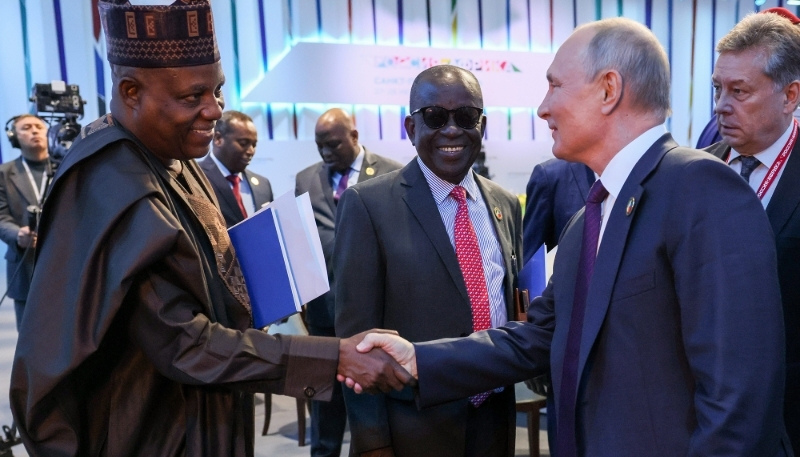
[523,158,593,262]
[707,136,800,453]
[415,134,790,456]
[295,148,402,329]
[198,155,273,228]
[335,160,521,456]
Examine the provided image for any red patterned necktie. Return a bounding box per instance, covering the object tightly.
[226,174,248,218]
[450,186,492,407]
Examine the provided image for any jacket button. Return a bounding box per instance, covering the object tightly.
[460,332,469,337]
[304,387,316,398]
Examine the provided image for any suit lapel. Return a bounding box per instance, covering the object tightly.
[400,161,471,305]
[242,170,268,209]
[357,148,378,183]
[569,162,592,201]
[200,157,240,218]
[475,176,515,318]
[9,158,37,206]
[577,134,677,376]
[766,127,800,236]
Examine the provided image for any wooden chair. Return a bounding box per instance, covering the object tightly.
[515,383,548,457]
[261,394,311,446]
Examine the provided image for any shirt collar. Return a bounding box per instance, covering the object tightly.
[599,124,667,200]
[728,120,795,169]
[209,152,237,178]
[416,156,481,204]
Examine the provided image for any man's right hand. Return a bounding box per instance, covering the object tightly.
[340,333,417,393]
[17,226,36,248]
[337,329,416,394]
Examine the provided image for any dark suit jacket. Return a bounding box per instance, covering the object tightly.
[198,155,273,227]
[334,159,522,456]
[415,134,790,456]
[707,137,800,453]
[523,158,593,261]
[295,148,401,329]
[0,157,40,300]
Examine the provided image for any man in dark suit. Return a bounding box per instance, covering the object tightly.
[334,66,522,457]
[199,110,272,227]
[524,159,593,260]
[352,18,790,457]
[295,108,401,457]
[0,114,51,330]
[705,12,800,452]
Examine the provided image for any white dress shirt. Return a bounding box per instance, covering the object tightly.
[597,125,668,249]
[417,157,508,329]
[727,121,794,209]
[209,153,255,217]
[331,145,365,195]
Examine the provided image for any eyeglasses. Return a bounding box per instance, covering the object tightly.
[409,106,484,130]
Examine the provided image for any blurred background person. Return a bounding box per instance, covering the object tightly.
[200,110,272,227]
[0,114,50,330]
[295,107,401,457]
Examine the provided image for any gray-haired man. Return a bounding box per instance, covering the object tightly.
[706,12,800,453]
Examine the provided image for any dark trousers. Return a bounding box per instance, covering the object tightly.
[308,325,348,457]
[464,387,513,457]
[13,299,25,331]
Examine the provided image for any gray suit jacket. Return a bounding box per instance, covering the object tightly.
[334,159,522,456]
[415,135,790,456]
[198,155,273,228]
[0,157,40,300]
[295,147,401,328]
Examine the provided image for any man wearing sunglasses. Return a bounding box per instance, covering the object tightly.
[334,65,522,457]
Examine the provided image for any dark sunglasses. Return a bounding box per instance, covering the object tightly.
[410,106,484,130]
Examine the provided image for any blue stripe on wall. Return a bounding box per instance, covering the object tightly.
[257,0,269,71]
[19,0,31,93]
[52,0,68,82]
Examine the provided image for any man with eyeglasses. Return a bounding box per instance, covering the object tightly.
[333,65,522,457]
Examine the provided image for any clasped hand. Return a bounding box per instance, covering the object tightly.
[337,330,418,394]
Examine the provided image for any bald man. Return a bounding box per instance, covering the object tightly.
[334,66,522,457]
[295,108,401,457]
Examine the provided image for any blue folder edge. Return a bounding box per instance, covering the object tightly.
[519,244,547,301]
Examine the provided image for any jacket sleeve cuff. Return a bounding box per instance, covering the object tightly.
[282,335,339,402]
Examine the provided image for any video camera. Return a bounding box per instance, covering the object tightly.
[30,81,86,164]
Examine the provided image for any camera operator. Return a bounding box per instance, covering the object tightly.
[0,114,50,330]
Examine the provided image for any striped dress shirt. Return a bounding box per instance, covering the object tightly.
[417,157,507,328]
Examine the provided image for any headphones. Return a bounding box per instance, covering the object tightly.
[5,115,47,149]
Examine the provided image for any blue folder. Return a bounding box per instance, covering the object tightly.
[228,207,299,328]
[519,244,547,299]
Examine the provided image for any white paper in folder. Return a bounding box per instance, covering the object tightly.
[262,190,329,304]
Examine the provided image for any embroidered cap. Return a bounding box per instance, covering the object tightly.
[98,0,220,68]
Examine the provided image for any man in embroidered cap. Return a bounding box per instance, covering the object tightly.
[8,1,411,456]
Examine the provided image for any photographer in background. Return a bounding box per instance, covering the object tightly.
[1,115,50,330]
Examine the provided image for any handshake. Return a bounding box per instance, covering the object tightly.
[336,330,419,394]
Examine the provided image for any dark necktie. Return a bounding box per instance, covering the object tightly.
[739,156,761,184]
[333,170,350,203]
[556,180,609,457]
[225,174,248,218]
[450,186,492,407]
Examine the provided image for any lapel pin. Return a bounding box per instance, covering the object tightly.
[365,167,375,176]
[494,207,503,221]
[626,197,636,216]
[250,176,259,186]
